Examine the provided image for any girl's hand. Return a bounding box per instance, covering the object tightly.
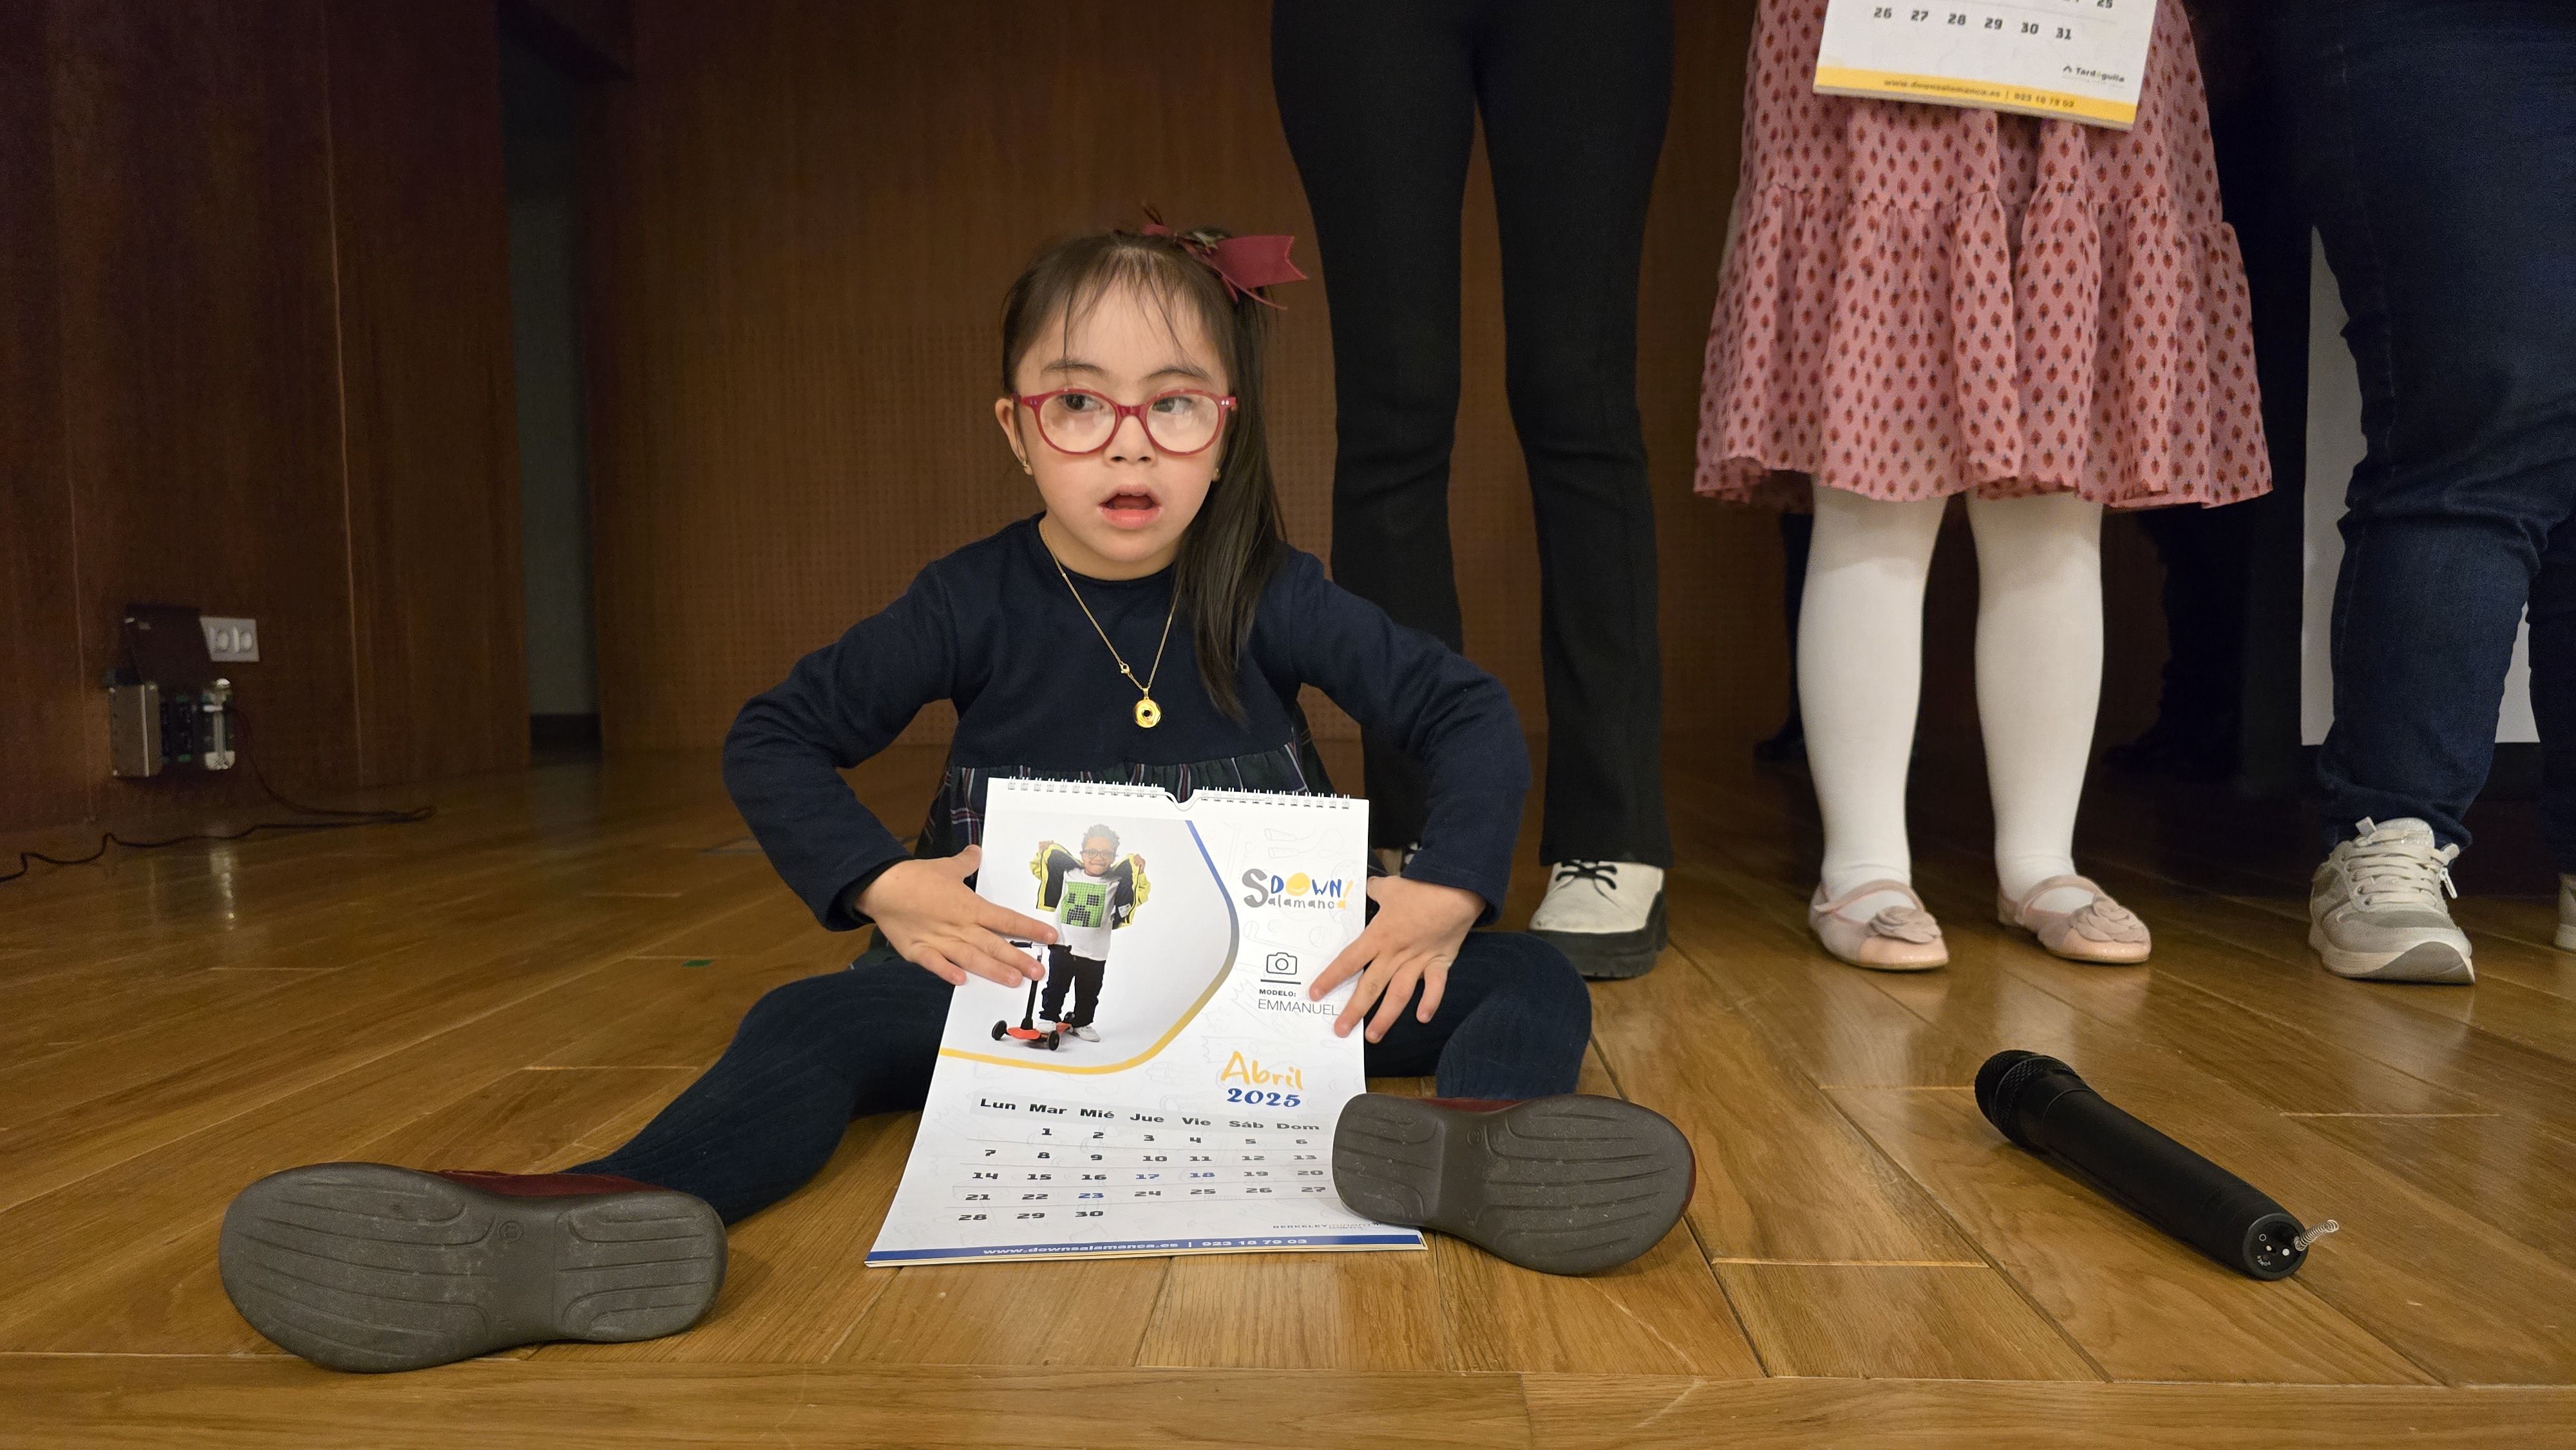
[1307,876,1484,1042]
[858,846,1057,987]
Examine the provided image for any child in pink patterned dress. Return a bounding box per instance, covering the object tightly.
[1697,0,2269,970]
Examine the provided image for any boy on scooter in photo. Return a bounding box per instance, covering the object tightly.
[1028,826,1148,1042]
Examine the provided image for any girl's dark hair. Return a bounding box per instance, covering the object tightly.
[999,225,1287,721]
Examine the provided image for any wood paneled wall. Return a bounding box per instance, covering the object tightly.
[581,0,1788,754]
[0,1,85,834]
[0,0,529,837]
[327,2,531,786]
[0,0,2174,844]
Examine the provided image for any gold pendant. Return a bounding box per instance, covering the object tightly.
[1134,697,1162,730]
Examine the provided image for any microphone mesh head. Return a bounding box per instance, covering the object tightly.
[1975,1050,2074,1150]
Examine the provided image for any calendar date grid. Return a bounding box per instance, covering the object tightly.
[938,1102,1340,1219]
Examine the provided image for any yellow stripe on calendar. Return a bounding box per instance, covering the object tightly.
[1812,64,2137,128]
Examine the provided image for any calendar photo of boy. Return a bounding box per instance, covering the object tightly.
[1027,825,1151,1042]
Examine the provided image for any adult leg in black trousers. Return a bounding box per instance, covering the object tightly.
[2107,505,2249,782]
[2104,4,2290,789]
[1273,2,1478,858]
[2525,514,2576,946]
[1754,510,1813,767]
[1273,0,1674,975]
[1478,0,1673,872]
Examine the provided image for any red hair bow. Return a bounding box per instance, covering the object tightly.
[1141,209,1309,308]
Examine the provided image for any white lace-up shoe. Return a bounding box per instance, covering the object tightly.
[2557,875,2576,953]
[1530,861,1668,981]
[2309,818,2474,984]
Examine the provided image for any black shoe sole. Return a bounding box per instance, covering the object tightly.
[1332,1094,1695,1276]
[1536,893,1670,981]
[219,1163,725,1373]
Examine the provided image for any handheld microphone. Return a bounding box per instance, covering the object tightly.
[1974,1050,2336,1280]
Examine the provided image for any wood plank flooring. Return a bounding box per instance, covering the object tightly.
[4,747,2573,1446]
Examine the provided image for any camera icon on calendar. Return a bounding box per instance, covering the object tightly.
[1264,950,1300,979]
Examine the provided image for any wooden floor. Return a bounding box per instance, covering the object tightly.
[6,745,2575,1447]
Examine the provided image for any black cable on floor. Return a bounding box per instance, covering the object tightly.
[1,704,434,886]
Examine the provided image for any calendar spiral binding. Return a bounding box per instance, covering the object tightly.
[997,778,1359,813]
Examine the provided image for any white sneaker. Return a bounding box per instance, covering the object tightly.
[2309,818,2474,984]
[2557,875,2576,953]
[1070,1024,1100,1042]
[1530,861,1668,981]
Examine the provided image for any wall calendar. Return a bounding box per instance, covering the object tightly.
[1815,0,2159,128]
[866,778,1422,1266]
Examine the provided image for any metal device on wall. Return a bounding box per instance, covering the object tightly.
[10,605,428,889]
[107,603,242,778]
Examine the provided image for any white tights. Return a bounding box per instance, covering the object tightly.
[1797,487,2105,918]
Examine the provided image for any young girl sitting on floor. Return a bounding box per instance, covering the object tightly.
[218,221,1696,1373]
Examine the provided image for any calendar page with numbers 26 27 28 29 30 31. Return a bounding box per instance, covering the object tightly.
[1815,0,2159,128]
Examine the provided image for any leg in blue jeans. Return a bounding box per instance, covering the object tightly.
[2273,0,2576,851]
[578,930,1591,1222]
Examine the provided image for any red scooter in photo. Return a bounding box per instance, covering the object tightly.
[989,939,1063,1050]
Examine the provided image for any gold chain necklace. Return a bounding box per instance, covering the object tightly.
[1050,552,1179,729]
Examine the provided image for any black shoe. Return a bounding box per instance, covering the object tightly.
[220,1163,724,1372]
[1331,1094,1696,1276]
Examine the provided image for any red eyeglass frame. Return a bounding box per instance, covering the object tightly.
[1012,388,1237,457]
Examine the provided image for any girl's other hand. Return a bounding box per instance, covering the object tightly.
[1307,876,1483,1042]
[859,846,1057,987]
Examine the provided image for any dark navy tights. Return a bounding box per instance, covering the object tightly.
[578,930,1591,1222]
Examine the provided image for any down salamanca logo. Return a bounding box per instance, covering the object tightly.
[1240,868,1352,910]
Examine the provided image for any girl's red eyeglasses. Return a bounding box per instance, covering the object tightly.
[1013,388,1236,457]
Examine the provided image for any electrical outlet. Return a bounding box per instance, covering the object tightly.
[202,616,260,663]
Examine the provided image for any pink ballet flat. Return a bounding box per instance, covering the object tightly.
[1808,880,1948,972]
[1997,874,2151,965]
